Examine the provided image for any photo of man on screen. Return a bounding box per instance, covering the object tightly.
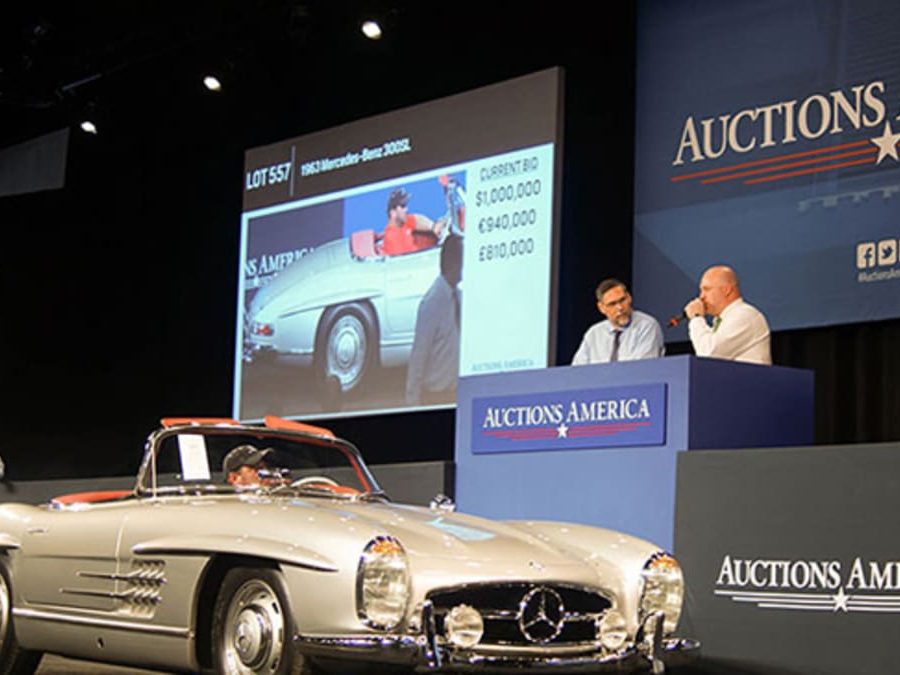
[381,187,446,256]
[406,234,463,406]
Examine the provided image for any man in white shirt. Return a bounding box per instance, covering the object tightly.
[683,265,771,365]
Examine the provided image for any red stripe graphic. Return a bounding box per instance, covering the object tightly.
[483,428,558,440]
[483,421,650,441]
[670,138,885,186]
[744,157,875,185]
[700,147,876,185]
[569,422,650,437]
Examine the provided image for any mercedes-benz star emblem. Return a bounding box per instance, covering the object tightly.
[517,586,565,643]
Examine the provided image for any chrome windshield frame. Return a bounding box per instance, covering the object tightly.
[134,424,382,499]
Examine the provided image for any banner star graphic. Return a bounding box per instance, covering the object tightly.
[832,587,849,612]
[556,423,569,438]
[871,121,900,164]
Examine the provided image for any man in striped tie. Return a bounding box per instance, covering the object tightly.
[572,279,664,365]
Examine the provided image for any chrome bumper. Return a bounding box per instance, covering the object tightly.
[244,344,313,367]
[295,607,700,673]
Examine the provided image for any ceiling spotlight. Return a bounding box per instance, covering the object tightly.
[361,20,382,40]
[203,75,222,92]
[80,120,98,135]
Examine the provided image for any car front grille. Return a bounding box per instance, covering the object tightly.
[426,582,611,647]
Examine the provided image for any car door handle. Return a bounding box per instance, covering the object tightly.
[26,527,48,535]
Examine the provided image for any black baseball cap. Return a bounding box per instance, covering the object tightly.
[223,444,273,475]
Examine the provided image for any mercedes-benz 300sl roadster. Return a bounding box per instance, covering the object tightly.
[0,417,697,674]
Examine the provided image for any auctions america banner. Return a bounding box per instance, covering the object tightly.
[470,383,666,453]
[634,0,900,333]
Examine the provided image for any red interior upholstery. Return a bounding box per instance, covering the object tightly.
[305,483,360,496]
[51,489,132,506]
[350,229,379,258]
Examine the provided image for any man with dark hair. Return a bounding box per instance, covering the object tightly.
[406,234,463,405]
[572,278,664,364]
[381,187,446,256]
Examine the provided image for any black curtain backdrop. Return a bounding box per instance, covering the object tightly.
[1,3,897,481]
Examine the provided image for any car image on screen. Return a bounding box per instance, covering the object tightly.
[244,176,465,399]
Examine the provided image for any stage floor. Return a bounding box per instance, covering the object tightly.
[38,655,169,674]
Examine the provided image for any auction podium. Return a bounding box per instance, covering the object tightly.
[454,355,813,550]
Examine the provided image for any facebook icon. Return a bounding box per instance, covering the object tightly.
[857,242,877,269]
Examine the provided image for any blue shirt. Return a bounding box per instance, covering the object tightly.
[571,310,664,365]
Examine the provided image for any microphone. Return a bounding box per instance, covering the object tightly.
[667,311,687,328]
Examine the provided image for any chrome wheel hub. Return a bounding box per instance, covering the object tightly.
[233,607,271,668]
[327,314,366,388]
[223,579,285,674]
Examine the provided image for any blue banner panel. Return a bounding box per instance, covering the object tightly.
[470,383,667,453]
[676,443,900,674]
[634,0,900,333]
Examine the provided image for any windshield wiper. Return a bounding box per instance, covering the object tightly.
[357,490,390,502]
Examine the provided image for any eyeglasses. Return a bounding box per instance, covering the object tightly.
[601,295,629,308]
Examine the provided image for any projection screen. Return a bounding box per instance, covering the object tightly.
[234,68,563,420]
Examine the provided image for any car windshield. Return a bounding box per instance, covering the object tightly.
[138,429,381,499]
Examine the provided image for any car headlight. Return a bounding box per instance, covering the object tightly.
[356,536,410,630]
[639,552,684,634]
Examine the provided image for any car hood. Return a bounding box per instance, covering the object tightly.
[274,498,652,593]
[351,502,570,559]
[119,494,653,599]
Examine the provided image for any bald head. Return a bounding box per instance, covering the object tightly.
[699,265,742,317]
[704,265,738,286]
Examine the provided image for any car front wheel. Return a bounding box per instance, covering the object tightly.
[0,565,41,675]
[212,567,315,675]
[316,302,376,394]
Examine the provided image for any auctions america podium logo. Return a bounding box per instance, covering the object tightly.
[670,80,900,187]
[715,554,900,614]
[470,383,667,454]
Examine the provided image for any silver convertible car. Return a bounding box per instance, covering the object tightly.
[0,417,698,674]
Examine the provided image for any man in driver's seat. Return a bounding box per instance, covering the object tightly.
[223,444,274,487]
[381,188,445,256]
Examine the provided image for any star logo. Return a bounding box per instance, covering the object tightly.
[870,121,900,164]
[556,423,569,438]
[832,587,849,612]
[518,586,565,643]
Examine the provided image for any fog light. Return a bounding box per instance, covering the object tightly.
[445,604,483,648]
[598,609,628,651]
